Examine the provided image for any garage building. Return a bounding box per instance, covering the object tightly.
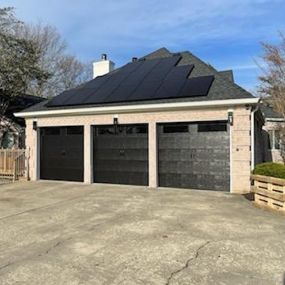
[16,48,263,193]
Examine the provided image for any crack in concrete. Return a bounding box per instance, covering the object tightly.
[0,262,12,271]
[0,238,71,271]
[39,238,71,256]
[165,241,211,285]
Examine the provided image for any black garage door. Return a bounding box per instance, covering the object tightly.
[158,121,230,191]
[93,124,148,185]
[40,126,84,181]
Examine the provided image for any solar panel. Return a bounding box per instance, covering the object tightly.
[47,72,113,107]
[97,58,162,103]
[152,65,194,99]
[81,62,142,104]
[126,56,181,101]
[48,55,214,107]
[179,75,214,97]
[47,89,78,106]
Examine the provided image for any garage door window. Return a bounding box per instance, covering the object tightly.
[67,126,83,135]
[126,125,148,134]
[163,124,189,133]
[97,127,116,135]
[42,128,60,135]
[198,122,227,132]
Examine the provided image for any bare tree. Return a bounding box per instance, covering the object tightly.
[0,7,91,147]
[57,55,91,90]
[18,23,91,97]
[0,8,49,147]
[259,32,285,160]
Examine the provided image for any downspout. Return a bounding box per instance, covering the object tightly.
[251,104,259,170]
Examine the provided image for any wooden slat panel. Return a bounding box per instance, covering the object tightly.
[0,149,26,181]
[272,184,284,194]
[254,193,285,212]
[251,174,285,213]
[251,186,285,201]
[251,174,285,186]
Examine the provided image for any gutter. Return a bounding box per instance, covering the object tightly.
[15,97,260,118]
[251,105,259,170]
[265,118,285,122]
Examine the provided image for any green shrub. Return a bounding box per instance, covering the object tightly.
[253,162,285,179]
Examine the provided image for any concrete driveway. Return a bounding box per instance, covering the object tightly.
[0,182,284,285]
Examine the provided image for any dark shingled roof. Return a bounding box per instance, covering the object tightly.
[6,94,45,125]
[22,47,255,113]
[260,99,284,120]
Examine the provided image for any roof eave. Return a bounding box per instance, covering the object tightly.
[15,97,260,118]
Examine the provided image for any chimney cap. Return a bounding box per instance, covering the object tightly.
[101,53,107,61]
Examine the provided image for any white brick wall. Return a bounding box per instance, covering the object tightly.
[25,105,253,193]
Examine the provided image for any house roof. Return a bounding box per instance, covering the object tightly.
[20,47,256,114]
[260,99,284,121]
[5,94,45,126]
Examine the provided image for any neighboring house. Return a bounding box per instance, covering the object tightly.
[260,100,284,163]
[15,48,262,193]
[0,95,44,148]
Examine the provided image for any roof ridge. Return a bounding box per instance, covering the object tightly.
[142,47,172,60]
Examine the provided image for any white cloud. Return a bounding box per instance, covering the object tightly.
[1,0,283,89]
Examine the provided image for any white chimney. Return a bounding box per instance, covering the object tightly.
[93,54,115,79]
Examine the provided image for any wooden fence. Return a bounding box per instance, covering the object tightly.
[0,149,26,182]
[251,174,285,213]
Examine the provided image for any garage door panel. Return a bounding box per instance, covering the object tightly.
[95,139,119,149]
[159,174,180,187]
[40,126,83,182]
[124,149,148,161]
[195,149,213,160]
[95,149,148,162]
[94,170,148,185]
[159,149,182,161]
[95,149,122,160]
[42,168,82,181]
[212,150,230,160]
[123,136,148,148]
[94,159,118,171]
[95,159,147,172]
[93,124,148,186]
[158,121,230,191]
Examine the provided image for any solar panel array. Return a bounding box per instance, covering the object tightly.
[48,55,214,107]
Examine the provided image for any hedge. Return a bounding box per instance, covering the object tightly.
[252,162,285,179]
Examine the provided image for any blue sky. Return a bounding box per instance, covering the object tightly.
[2,0,284,93]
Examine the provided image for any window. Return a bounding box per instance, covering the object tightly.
[66,126,83,135]
[198,122,227,132]
[163,124,188,133]
[126,125,147,134]
[268,130,281,150]
[42,128,60,136]
[98,127,115,135]
[275,130,281,150]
